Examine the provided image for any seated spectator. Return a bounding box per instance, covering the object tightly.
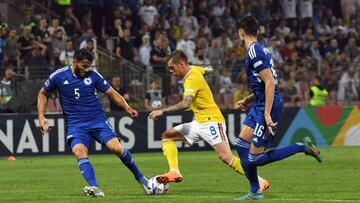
[33,18,51,44]
[51,29,66,52]
[337,65,359,104]
[108,75,129,112]
[144,80,164,110]
[22,42,48,79]
[59,39,75,66]
[0,67,13,113]
[79,28,97,50]
[193,48,210,65]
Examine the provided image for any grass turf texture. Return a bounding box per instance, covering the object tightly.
[0,147,359,203]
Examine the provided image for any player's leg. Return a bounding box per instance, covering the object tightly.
[105,137,152,194]
[157,127,187,183]
[69,135,104,197]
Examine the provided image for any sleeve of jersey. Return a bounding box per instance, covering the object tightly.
[94,72,111,93]
[251,48,272,73]
[183,76,199,97]
[42,77,57,92]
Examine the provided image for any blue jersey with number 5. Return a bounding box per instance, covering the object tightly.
[245,42,281,105]
[42,66,110,124]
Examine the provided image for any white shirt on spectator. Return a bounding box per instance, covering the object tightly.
[281,0,297,19]
[267,46,284,64]
[212,5,225,17]
[59,50,75,65]
[79,38,97,50]
[299,0,313,18]
[276,26,290,36]
[139,5,158,27]
[139,44,152,66]
[193,56,210,65]
[179,15,199,39]
[316,24,332,35]
[337,72,359,101]
[176,39,196,64]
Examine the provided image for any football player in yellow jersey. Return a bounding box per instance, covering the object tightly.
[149,50,269,192]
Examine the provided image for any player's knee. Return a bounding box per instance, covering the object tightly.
[109,144,124,156]
[161,131,169,140]
[73,147,88,159]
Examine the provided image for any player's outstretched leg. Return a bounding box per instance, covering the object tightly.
[72,142,104,197]
[106,138,152,195]
[157,129,185,184]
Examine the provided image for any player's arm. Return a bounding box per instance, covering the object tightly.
[149,95,193,119]
[259,68,277,135]
[236,93,255,111]
[105,86,138,117]
[37,88,49,135]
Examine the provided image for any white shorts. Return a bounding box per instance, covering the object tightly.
[173,121,228,146]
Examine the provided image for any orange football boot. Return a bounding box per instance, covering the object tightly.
[156,171,183,183]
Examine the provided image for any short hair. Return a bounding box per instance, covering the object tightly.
[238,16,259,37]
[167,50,188,64]
[73,48,94,62]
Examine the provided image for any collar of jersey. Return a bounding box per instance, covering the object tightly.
[183,68,192,81]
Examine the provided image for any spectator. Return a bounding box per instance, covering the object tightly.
[33,18,51,44]
[84,39,97,71]
[79,28,97,50]
[139,0,158,28]
[193,48,210,65]
[51,29,66,51]
[308,40,322,62]
[344,37,360,61]
[115,29,135,62]
[179,6,198,40]
[212,0,226,17]
[61,7,81,38]
[207,38,224,67]
[219,68,234,109]
[22,42,47,79]
[281,0,297,22]
[225,50,243,82]
[59,39,75,66]
[109,75,130,112]
[47,18,67,37]
[176,32,196,64]
[17,26,33,61]
[337,65,359,104]
[144,80,164,110]
[309,76,328,106]
[139,35,151,66]
[4,28,18,67]
[158,0,174,19]
[150,38,170,97]
[108,18,123,38]
[0,67,13,113]
[49,47,62,69]
[267,38,284,64]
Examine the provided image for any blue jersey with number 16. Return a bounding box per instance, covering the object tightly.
[42,66,110,125]
[245,42,281,105]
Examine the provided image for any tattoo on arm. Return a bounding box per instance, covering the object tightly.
[162,95,193,113]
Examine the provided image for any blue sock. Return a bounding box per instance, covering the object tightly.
[119,149,147,185]
[78,158,98,187]
[249,143,305,166]
[235,137,259,193]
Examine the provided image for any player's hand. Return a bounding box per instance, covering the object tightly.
[149,110,164,120]
[126,107,138,118]
[265,113,277,136]
[39,117,50,135]
[236,99,248,112]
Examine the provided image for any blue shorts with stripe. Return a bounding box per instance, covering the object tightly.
[66,119,116,150]
[243,101,284,148]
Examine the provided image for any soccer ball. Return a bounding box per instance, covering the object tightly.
[148,176,169,195]
[151,100,163,109]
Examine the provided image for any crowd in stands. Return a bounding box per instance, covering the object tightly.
[1,0,360,113]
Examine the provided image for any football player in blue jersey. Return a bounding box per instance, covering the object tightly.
[37,49,151,197]
[234,16,322,200]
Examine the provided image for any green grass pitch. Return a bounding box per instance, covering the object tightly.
[0,147,359,202]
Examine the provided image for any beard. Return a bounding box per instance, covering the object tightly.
[74,66,89,79]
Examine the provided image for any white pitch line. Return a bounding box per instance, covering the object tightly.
[120,195,360,202]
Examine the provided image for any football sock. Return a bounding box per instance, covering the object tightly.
[118,149,145,183]
[235,137,259,193]
[162,140,179,170]
[229,157,245,175]
[78,158,98,187]
[249,143,305,166]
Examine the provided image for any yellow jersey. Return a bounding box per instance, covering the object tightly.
[183,65,225,124]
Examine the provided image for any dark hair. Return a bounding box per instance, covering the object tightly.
[238,16,259,37]
[73,48,94,62]
[86,38,94,44]
[167,50,188,64]
[65,39,72,43]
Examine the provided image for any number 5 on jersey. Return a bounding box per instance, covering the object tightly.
[74,88,80,99]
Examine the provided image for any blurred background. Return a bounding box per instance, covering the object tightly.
[0,0,359,113]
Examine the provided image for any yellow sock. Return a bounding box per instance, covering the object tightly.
[229,157,245,175]
[162,140,179,170]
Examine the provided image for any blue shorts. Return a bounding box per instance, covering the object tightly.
[66,119,116,150]
[243,101,284,148]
